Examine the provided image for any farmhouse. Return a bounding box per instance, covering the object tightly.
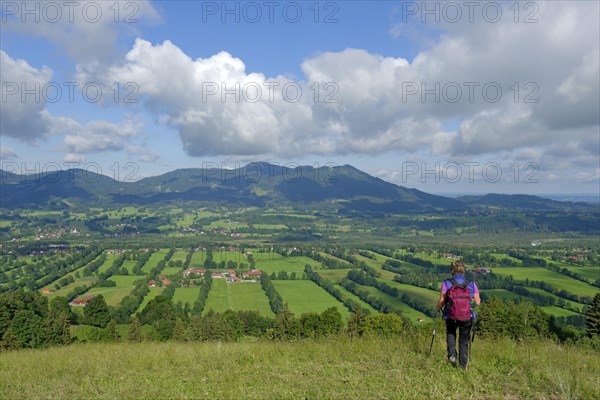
[243,270,263,279]
[42,287,52,294]
[70,294,95,306]
[183,268,206,277]
[148,280,157,287]
[472,268,490,275]
[159,275,171,286]
[443,253,459,259]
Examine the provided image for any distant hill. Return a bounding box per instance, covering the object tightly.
[0,163,592,214]
[456,193,595,211]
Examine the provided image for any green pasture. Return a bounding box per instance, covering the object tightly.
[351,282,428,323]
[272,280,350,318]
[317,269,351,283]
[491,267,598,297]
[332,284,378,314]
[170,250,189,263]
[172,287,200,308]
[46,277,96,299]
[161,267,182,276]
[382,279,440,304]
[253,254,319,275]
[142,249,170,274]
[203,279,273,316]
[136,287,164,314]
[85,276,141,307]
[189,251,206,268]
[203,279,231,313]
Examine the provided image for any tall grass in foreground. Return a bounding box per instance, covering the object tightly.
[1,335,598,399]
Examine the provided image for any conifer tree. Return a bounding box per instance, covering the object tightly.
[127,317,142,342]
[105,319,120,342]
[586,293,600,336]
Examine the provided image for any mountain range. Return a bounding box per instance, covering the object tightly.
[0,162,593,214]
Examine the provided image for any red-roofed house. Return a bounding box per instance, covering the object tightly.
[243,270,262,279]
[70,294,95,306]
[183,268,206,277]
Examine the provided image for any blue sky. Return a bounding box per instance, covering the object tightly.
[1,1,599,195]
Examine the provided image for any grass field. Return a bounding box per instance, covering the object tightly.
[161,267,182,276]
[189,251,206,268]
[481,289,522,301]
[42,253,106,288]
[490,253,523,265]
[491,267,599,297]
[170,250,189,263]
[120,260,139,275]
[523,287,587,311]
[540,306,581,318]
[97,255,116,274]
[203,279,274,316]
[206,219,249,229]
[212,250,247,264]
[47,277,96,298]
[318,252,354,268]
[172,287,200,308]
[135,287,164,313]
[203,279,231,313]
[272,280,350,318]
[252,224,287,230]
[85,276,141,307]
[558,265,600,282]
[316,269,351,283]
[367,250,423,270]
[352,283,429,323]
[253,254,319,275]
[383,280,440,304]
[141,249,170,273]
[3,336,598,399]
[227,283,274,316]
[353,254,382,269]
[333,284,378,314]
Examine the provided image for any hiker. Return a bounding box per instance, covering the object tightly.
[436,260,480,370]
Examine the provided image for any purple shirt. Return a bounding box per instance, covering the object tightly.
[441,274,478,318]
[441,274,479,297]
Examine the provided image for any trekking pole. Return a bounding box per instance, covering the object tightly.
[429,310,439,356]
[466,315,476,369]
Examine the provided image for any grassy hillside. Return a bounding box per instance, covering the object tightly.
[1,336,598,399]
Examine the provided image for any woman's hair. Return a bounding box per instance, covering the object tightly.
[450,260,465,275]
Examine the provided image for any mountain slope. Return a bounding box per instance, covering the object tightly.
[1,164,590,214]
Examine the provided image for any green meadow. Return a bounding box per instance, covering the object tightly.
[85,276,141,307]
[203,279,273,316]
[350,282,429,323]
[172,287,200,308]
[491,267,598,297]
[272,280,350,318]
[3,336,598,400]
[142,248,170,273]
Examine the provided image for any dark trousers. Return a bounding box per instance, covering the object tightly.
[446,318,472,368]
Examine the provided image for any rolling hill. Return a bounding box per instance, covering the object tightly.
[0,163,594,214]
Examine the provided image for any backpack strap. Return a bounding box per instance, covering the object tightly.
[450,278,468,289]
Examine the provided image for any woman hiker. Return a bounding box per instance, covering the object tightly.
[436,260,481,370]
